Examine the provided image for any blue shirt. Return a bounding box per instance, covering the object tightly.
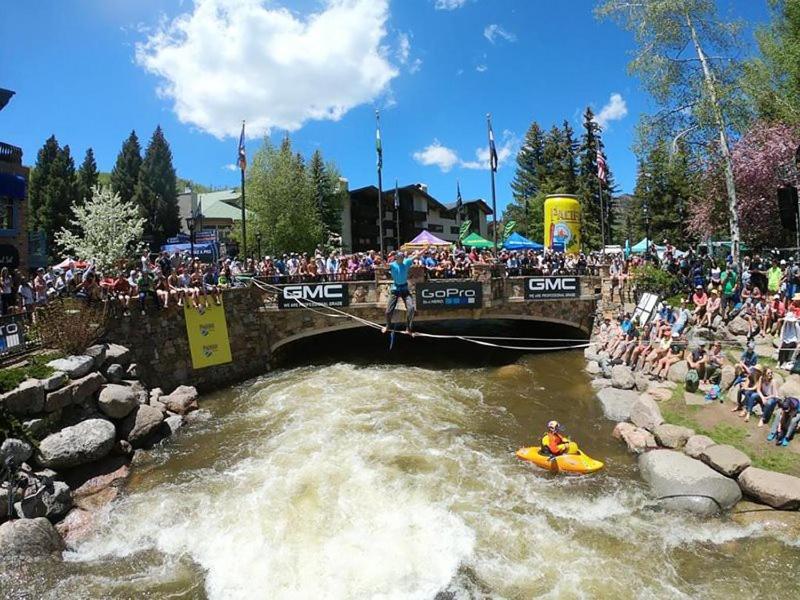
[390,258,414,290]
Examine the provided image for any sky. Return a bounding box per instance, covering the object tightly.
[0,0,773,216]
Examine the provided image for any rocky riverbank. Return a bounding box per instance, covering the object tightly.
[585,332,800,518]
[0,343,202,561]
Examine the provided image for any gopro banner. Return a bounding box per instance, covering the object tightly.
[277,283,349,309]
[416,282,483,309]
[184,300,233,369]
[524,276,581,300]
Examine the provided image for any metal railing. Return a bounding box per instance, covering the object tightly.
[0,313,39,361]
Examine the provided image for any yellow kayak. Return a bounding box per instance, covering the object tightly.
[516,445,604,474]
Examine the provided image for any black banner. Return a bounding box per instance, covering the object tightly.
[277,283,349,309]
[524,276,580,300]
[0,316,25,356]
[416,281,483,309]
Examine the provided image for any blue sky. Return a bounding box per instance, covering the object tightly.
[1,0,772,214]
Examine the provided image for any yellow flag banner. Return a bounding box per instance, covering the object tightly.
[184,300,232,369]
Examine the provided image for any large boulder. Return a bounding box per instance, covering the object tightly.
[584,347,600,362]
[0,379,45,416]
[630,395,664,431]
[69,372,105,404]
[699,444,751,478]
[14,481,72,521]
[590,378,613,390]
[55,507,96,546]
[667,361,689,384]
[684,435,716,458]
[737,467,800,510]
[97,384,138,419]
[613,422,657,454]
[161,385,199,415]
[638,450,742,516]
[41,371,68,393]
[84,344,107,370]
[653,424,695,449]
[586,361,602,376]
[103,343,131,369]
[37,419,116,470]
[0,517,65,559]
[727,316,750,336]
[596,387,640,422]
[611,365,635,390]
[779,374,800,398]
[164,415,184,436]
[634,371,650,393]
[47,355,95,379]
[647,387,673,402]
[0,437,33,466]
[64,454,130,501]
[105,364,125,384]
[719,366,736,392]
[118,404,165,447]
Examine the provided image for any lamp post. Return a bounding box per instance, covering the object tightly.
[643,201,651,257]
[255,232,262,262]
[185,215,195,261]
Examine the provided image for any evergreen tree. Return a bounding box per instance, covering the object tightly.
[110,131,142,205]
[561,120,579,194]
[133,126,179,247]
[308,149,344,240]
[28,135,60,233]
[505,122,546,240]
[577,108,618,250]
[35,144,79,258]
[76,147,99,205]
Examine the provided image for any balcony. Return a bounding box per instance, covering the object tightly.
[0,142,23,165]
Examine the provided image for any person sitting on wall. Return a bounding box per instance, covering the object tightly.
[382,250,420,336]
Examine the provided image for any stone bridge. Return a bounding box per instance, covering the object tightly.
[105,265,601,392]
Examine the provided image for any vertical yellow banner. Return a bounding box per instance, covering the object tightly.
[184,299,233,369]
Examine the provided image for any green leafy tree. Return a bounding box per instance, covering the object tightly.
[110,130,142,205]
[76,147,99,205]
[55,186,146,270]
[597,0,748,261]
[133,126,179,247]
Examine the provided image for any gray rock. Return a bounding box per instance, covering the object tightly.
[122,379,146,394]
[612,422,657,454]
[699,444,751,478]
[135,391,148,405]
[103,343,131,369]
[22,418,47,437]
[712,314,724,330]
[584,347,600,362]
[719,365,736,392]
[161,385,199,415]
[149,387,164,402]
[727,316,750,336]
[44,386,73,412]
[84,344,107,369]
[97,384,138,419]
[738,467,800,510]
[586,361,601,375]
[630,395,664,431]
[667,360,689,384]
[779,374,800,398]
[684,435,716,459]
[164,415,184,435]
[0,379,45,416]
[590,378,613,390]
[634,371,650,392]
[638,450,742,516]
[105,363,125,383]
[69,372,105,405]
[647,387,673,402]
[47,355,95,379]
[596,387,640,422]
[41,371,68,393]
[600,360,613,379]
[0,438,33,466]
[126,363,138,378]
[184,408,212,424]
[37,419,116,470]
[14,481,72,521]
[653,424,695,449]
[0,517,65,559]
[0,487,8,520]
[611,365,635,390]
[118,404,165,447]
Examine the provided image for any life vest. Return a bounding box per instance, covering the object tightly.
[541,432,569,455]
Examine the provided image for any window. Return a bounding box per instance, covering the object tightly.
[450,226,460,234]
[0,198,15,231]
[428,224,443,233]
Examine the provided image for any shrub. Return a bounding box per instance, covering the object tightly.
[630,265,681,298]
[0,368,27,394]
[34,299,109,356]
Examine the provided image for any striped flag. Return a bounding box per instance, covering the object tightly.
[376,111,383,170]
[237,121,246,171]
[456,181,463,212]
[596,147,607,184]
[487,116,498,172]
[394,180,400,209]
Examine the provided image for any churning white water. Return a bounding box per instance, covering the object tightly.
[17,356,799,599]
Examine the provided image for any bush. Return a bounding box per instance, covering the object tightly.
[0,352,60,393]
[630,265,681,298]
[34,299,109,356]
[0,368,27,394]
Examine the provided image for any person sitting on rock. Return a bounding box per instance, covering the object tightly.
[703,289,722,328]
[703,341,724,386]
[540,420,577,458]
[750,368,779,426]
[733,364,762,416]
[767,396,800,447]
[686,342,708,382]
[653,333,685,381]
[691,285,708,324]
[730,342,758,390]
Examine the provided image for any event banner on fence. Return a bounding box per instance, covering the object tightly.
[524,277,581,300]
[416,281,483,309]
[277,283,349,309]
[184,300,233,369]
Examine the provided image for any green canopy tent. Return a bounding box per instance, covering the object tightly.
[461,232,494,249]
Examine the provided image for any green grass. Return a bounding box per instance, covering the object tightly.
[0,352,61,393]
[0,369,28,394]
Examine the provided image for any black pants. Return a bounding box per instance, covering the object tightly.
[385,288,415,330]
[779,342,797,364]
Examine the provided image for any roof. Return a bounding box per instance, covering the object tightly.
[196,189,252,221]
[442,199,493,215]
[350,184,492,215]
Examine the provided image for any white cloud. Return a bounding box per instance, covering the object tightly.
[412,140,460,172]
[223,163,239,171]
[476,64,488,72]
[434,0,468,10]
[413,130,517,172]
[135,0,398,138]
[483,24,516,44]
[594,93,628,129]
[396,31,422,74]
[409,58,423,74]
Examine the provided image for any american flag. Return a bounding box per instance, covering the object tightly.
[376,111,383,170]
[456,181,463,212]
[237,121,246,171]
[394,180,400,209]
[597,148,607,184]
[488,116,499,172]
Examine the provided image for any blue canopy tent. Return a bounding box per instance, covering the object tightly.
[160,242,219,263]
[503,232,543,251]
[630,238,662,254]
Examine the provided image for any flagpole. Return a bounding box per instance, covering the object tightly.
[394,180,401,251]
[598,176,605,251]
[376,110,385,257]
[456,180,462,249]
[487,114,498,254]
[240,120,247,260]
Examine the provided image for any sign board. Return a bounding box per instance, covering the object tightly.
[184,300,232,369]
[632,292,660,326]
[524,276,581,300]
[0,244,20,270]
[0,316,24,355]
[277,283,349,309]
[416,281,483,309]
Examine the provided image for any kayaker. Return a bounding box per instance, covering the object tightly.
[540,420,578,459]
[382,250,421,335]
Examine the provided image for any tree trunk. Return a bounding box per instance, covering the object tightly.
[687,12,741,263]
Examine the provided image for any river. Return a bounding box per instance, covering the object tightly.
[5,325,799,599]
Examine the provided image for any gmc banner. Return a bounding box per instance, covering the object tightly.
[416,281,483,309]
[277,283,349,309]
[524,276,580,300]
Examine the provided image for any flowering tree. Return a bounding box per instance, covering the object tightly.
[689,122,800,248]
[55,186,146,270]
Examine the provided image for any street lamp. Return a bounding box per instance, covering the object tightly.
[642,201,651,256]
[185,215,196,261]
[255,232,262,261]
